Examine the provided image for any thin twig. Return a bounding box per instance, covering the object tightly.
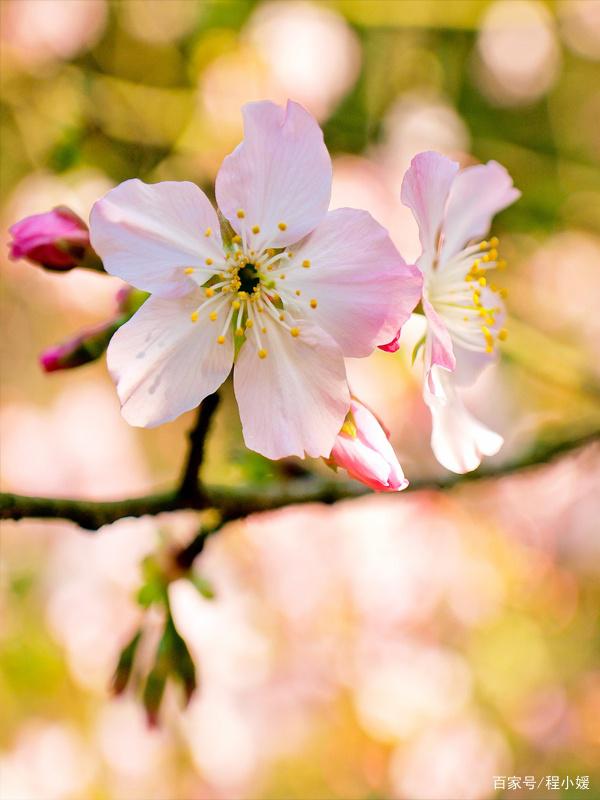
[177,393,220,502]
[174,520,223,571]
[1,429,598,532]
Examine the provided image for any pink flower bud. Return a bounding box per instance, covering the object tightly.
[38,287,147,374]
[329,398,408,492]
[39,318,122,373]
[8,206,94,271]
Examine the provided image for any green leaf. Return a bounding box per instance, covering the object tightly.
[142,666,167,727]
[412,335,426,365]
[190,574,216,600]
[111,629,142,695]
[136,581,164,608]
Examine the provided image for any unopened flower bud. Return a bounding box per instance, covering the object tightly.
[39,317,124,373]
[328,398,408,492]
[8,206,101,271]
[39,286,148,373]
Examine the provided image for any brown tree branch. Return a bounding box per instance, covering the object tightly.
[1,429,598,532]
[177,393,220,503]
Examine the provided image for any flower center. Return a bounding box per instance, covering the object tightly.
[238,263,261,294]
[182,217,319,359]
[428,236,508,354]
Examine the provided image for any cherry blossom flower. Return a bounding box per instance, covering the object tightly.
[328,398,408,492]
[381,151,520,473]
[8,206,93,271]
[90,100,422,460]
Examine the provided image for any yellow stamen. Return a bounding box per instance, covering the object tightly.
[232,300,241,310]
[232,235,241,244]
[279,274,286,280]
[302,259,311,268]
[190,311,199,323]
[184,267,195,275]
[209,311,218,321]
[482,325,494,353]
[479,240,488,251]
[235,327,244,337]
[489,236,499,248]
[310,298,317,309]
[252,225,260,234]
[341,419,357,438]
[205,287,215,297]
[295,289,301,296]
[236,209,245,219]
[217,335,225,344]
[278,221,287,231]
[478,277,487,287]
[245,319,254,329]
[204,227,212,237]
[290,327,300,337]
[498,328,508,341]
[258,348,267,359]
[205,258,213,266]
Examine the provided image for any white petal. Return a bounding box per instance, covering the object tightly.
[440,161,520,264]
[107,293,234,427]
[90,179,223,297]
[401,151,459,270]
[452,287,506,386]
[215,100,331,250]
[423,296,456,396]
[285,208,422,357]
[425,367,503,473]
[452,344,498,387]
[233,314,350,459]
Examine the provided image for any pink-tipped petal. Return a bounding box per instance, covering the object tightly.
[440,161,520,264]
[401,151,459,271]
[233,315,350,460]
[424,367,503,474]
[378,336,401,353]
[107,293,234,427]
[289,208,422,357]
[215,100,332,250]
[330,399,407,492]
[90,179,222,297]
[422,296,456,395]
